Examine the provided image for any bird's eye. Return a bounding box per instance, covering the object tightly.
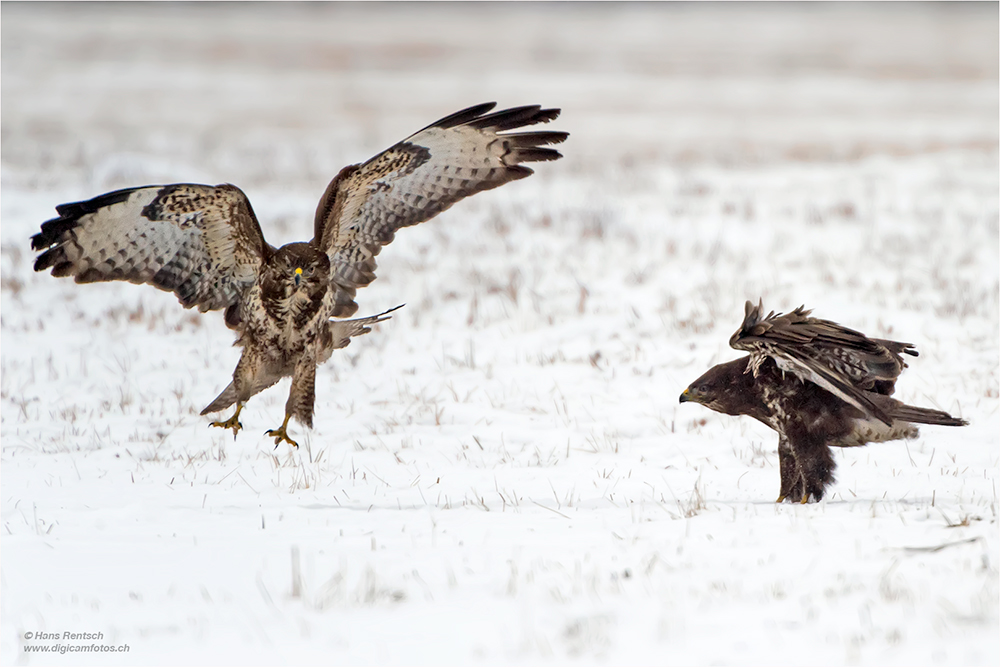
[699,385,709,393]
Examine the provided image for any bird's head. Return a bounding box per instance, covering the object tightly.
[275,244,330,286]
[679,357,758,417]
[264,243,331,300]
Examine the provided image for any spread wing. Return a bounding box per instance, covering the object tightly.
[32,184,270,321]
[729,300,917,425]
[310,102,568,317]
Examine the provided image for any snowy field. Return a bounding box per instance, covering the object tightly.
[2,3,998,665]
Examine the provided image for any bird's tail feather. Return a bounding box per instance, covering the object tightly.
[200,382,237,415]
[327,304,404,350]
[888,403,967,427]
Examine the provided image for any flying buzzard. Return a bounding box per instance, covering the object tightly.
[679,300,967,502]
[32,102,568,447]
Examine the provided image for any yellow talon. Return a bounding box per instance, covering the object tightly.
[800,495,810,505]
[210,403,244,440]
[776,495,786,503]
[265,413,298,449]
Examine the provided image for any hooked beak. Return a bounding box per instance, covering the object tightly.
[679,387,692,404]
[294,267,303,286]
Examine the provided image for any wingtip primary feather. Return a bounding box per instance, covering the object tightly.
[509,130,569,146]
[512,147,564,163]
[416,102,564,137]
[32,186,165,263]
[469,105,562,132]
[423,102,499,131]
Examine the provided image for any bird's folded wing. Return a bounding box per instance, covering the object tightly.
[771,347,894,425]
[730,300,898,424]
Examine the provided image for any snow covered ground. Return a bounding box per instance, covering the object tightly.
[1,3,997,665]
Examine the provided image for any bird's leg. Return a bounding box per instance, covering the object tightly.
[210,402,244,439]
[776,436,801,503]
[269,357,314,450]
[796,442,833,504]
[266,413,298,449]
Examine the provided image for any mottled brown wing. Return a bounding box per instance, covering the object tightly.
[32,184,270,317]
[729,300,916,425]
[311,102,568,317]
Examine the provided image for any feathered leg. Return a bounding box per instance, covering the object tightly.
[266,357,317,449]
[205,346,278,440]
[792,435,836,502]
[776,435,805,503]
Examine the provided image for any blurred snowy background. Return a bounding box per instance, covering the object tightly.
[2,3,997,665]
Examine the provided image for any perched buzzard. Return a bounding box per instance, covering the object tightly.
[679,301,967,502]
[32,103,567,447]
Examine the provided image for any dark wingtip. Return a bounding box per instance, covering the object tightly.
[33,187,149,271]
[468,105,562,132]
[521,107,561,125]
[422,103,563,136]
[32,216,73,252]
[425,102,498,131]
[513,130,569,146]
[33,249,57,273]
[507,131,568,165]
[32,215,83,272]
[54,186,138,219]
[30,231,46,252]
[514,147,564,163]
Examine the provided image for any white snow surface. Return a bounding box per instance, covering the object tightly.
[1,3,998,665]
